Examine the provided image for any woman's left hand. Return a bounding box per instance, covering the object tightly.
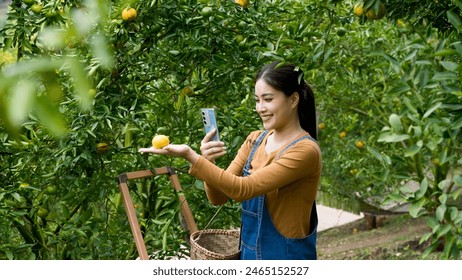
[138,144,199,164]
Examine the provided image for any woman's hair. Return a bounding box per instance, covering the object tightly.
[255,61,317,140]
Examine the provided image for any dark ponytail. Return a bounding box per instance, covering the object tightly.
[255,61,318,140]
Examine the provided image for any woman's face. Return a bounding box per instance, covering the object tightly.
[254,79,297,131]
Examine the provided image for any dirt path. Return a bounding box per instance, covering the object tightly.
[317,214,430,259]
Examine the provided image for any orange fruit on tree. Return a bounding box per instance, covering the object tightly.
[336,27,347,37]
[235,34,245,44]
[19,182,31,188]
[30,3,42,14]
[96,142,109,153]
[46,185,58,195]
[88,88,97,98]
[396,19,405,27]
[37,207,49,218]
[200,7,213,17]
[235,0,249,8]
[23,0,35,6]
[366,2,386,20]
[353,2,364,16]
[180,86,194,96]
[152,135,170,149]
[122,7,137,22]
[355,140,365,149]
[339,131,347,138]
[318,123,325,129]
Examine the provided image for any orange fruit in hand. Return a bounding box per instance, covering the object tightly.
[152,135,170,149]
[122,8,137,21]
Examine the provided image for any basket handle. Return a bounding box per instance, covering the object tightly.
[194,204,224,241]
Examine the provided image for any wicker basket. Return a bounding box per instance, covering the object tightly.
[190,229,241,260]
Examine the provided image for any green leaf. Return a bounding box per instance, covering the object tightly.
[5,250,13,260]
[403,97,418,114]
[367,146,384,162]
[454,175,462,187]
[436,224,452,239]
[7,80,35,126]
[3,58,62,77]
[439,193,448,205]
[377,132,410,142]
[389,114,403,132]
[405,144,421,157]
[438,179,449,190]
[411,125,422,137]
[35,96,68,138]
[424,216,439,229]
[447,11,462,31]
[62,204,70,219]
[67,58,93,111]
[442,235,456,259]
[383,53,401,74]
[11,192,21,202]
[432,72,458,81]
[414,178,428,200]
[449,207,459,222]
[389,84,411,94]
[452,115,462,129]
[436,204,446,222]
[423,102,442,118]
[91,34,114,68]
[420,232,432,243]
[38,27,67,50]
[409,201,423,218]
[439,61,459,71]
[434,49,457,56]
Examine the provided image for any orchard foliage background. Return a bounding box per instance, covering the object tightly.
[0,0,461,259]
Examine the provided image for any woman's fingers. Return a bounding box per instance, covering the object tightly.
[138,147,170,155]
[200,143,226,161]
[201,128,218,145]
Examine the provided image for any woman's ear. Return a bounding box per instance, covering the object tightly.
[290,92,300,108]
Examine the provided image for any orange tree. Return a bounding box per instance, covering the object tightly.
[0,0,336,259]
[1,0,461,259]
[315,0,462,259]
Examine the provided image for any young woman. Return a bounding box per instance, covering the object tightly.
[139,61,322,260]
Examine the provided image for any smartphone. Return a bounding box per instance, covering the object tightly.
[201,108,220,142]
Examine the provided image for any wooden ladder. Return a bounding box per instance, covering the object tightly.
[117,166,198,260]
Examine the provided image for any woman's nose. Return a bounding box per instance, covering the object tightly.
[256,102,265,113]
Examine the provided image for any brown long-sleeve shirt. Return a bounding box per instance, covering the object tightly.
[189,130,322,238]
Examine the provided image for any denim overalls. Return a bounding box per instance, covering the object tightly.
[240,130,318,260]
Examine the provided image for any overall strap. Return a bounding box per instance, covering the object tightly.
[243,130,268,170]
[275,135,317,160]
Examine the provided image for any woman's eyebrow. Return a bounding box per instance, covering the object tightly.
[255,93,275,98]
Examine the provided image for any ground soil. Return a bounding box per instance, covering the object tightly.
[317,213,437,260]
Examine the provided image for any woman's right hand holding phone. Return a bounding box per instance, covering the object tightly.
[200,129,226,162]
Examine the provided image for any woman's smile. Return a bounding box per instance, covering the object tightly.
[260,114,273,122]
